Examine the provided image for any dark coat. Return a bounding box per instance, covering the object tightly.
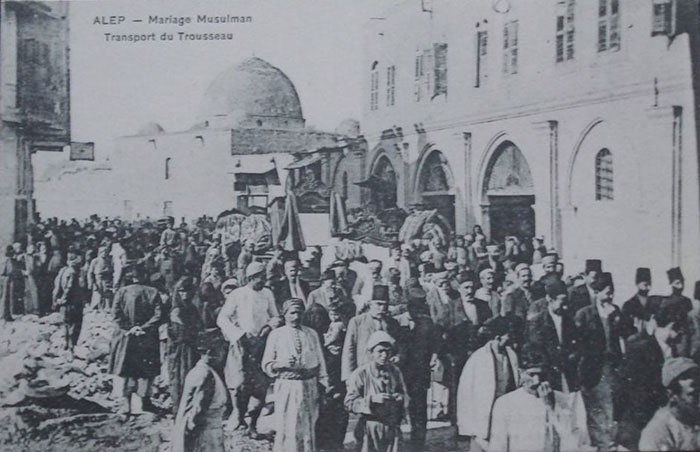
[526,309,580,391]
[568,284,595,314]
[574,303,623,389]
[397,313,439,391]
[445,299,492,372]
[336,269,358,300]
[109,284,163,378]
[269,277,311,311]
[341,312,402,381]
[503,287,531,320]
[616,332,667,450]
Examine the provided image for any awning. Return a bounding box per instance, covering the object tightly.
[285,153,322,170]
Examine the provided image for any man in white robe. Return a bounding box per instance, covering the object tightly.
[216,261,281,437]
[488,346,591,452]
[262,298,329,452]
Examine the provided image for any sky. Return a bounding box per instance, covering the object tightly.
[66,0,395,158]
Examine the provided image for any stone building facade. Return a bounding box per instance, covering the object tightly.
[362,0,700,296]
[0,1,70,244]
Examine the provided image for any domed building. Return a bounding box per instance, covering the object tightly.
[35,57,367,228]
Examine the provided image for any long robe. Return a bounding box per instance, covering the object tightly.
[171,359,228,452]
[23,254,40,315]
[262,325,329,452]
[344,362,408,452]
[108,284,162,378]
[488,387,590,452]
[168,303,202,414]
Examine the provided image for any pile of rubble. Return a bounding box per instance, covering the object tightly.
[0,310,173,452]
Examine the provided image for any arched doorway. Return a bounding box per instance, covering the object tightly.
[482,141,535,242]
[417,150,456,230]
[369,155,398,210]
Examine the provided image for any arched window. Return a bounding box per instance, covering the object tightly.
[595,148,613,200]
[342,172,348,200]
[370,61,379,111]
[165,157,171,180]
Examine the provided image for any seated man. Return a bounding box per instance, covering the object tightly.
[345,331,408,452]
[489,345,591,452]
[639,357,700,451]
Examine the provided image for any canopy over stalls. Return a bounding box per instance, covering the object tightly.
[215,209,272,251]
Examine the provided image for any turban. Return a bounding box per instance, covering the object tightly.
[282,298,305,315]
[221,278,238,291]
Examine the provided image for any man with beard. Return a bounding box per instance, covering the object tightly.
[526,280,579,393]
[488,346,590,452]
[475,269,501,318]
[666,267,693,314]
[639,358,700,450]
[617,303,685,450]
[457,316,520,451]
[216,261,281,438]
[271,257,310,312]
[109,262,163,414]
[503,263,534,320]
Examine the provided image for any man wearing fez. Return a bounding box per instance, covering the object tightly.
[396,287,439,446]
[457,316,520,451]
[666,266,693,313]
[344,331,408,452]
[568,259,602,314]
[307,269,340,310]
[526,279,580,393]
[639,357,700,451]
[622,267,660,335]
[341,285,401,382]
[216,261,281,437]
[503,263,534,320]
[109,262,163,414]
[575,272,623,450]
[171,329,228,452]
[262,298,329,452]
[617,303,685,450]
[488,346,591,452]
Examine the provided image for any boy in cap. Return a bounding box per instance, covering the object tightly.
[170,329,228,452]
[488,345,590,452]
[639,357,700,451]
[345,331,408,452]
[568,259,602,314]
[216,261,281,436]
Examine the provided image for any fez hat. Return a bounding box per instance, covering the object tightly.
[545,280,568,298]
[371,285,390,302]
[593,272,614,292]
[366,330,395,351]
[585,259,602,274]
[635,267,651,284]
[662,357,700,387]
[667,267,684,283]
[458,271,475,285]
[321,269,336,281]
[695,281,700,301]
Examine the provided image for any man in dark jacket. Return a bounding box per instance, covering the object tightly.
[622,267,660,337]
[396,287,439,445]
[574,272,623,450]
[108,262,163,414]
[526,279,580,393]
[269,257,310,312]
[616,303,685,450]
[568,259,602,314]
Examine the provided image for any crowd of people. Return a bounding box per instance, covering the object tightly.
[3,216,700,452]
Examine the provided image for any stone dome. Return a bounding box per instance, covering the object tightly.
[199,57,305,129]
[136,122,165,136]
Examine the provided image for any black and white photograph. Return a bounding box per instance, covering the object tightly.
[2,0,700,451]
